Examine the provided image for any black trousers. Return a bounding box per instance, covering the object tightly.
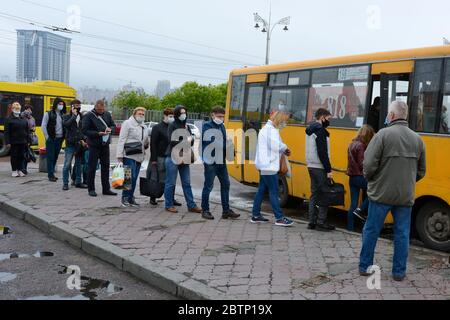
[87,145,111,192]
[10,144,27,171]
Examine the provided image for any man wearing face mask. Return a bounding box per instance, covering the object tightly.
[62,100,87,191]
[82,100,116,197]
[305,108,335,232]
[200,106,240,220]
[5,102,30,177]
[147,108,182,206]
[42,97,66,182]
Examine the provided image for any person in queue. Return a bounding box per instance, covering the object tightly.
[62,99,88,191]
[82,100,117,197]
[346,124,375,231]
[359,101,426,282]
[147,108,182,207]
[251,109,294,227]
[200,106,240,220]
[42,98,66,182]
[5,102,30,177]
[164,105,202,214]
[116,107,150,207]
[305,108,335,232]
[21,104,36,175]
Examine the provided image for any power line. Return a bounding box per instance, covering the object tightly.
[20,0,267,61]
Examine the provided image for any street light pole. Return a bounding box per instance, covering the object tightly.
[254,4,290,65]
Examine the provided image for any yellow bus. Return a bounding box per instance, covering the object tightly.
[0,80,76,156]
[225,45,450,252]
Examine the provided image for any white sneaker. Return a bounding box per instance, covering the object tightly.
[18,171,26,177]
[12,171,19,177]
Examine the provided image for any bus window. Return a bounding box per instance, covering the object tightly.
[0,92,44,126]
[441,59,450,134]
[265,88,308,124]
[269,73,289,87]
[307,65,370,128]
[230,76,246,120]
[410,59,443,133]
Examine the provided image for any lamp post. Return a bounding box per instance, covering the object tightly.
[253,6,290,65]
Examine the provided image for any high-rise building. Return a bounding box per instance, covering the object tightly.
[16,30,71,84]
[155,80,171,98]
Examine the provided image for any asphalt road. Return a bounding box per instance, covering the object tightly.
[0,210,176,300]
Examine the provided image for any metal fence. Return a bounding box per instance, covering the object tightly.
[111,106,210,122]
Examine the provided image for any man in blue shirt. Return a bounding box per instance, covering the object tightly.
[200,107,240,220]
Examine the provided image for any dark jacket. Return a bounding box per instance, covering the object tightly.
[46,98,67,139]
[347,138,367,177]
[150,121,170,162]
[81,110,116,148]
[363,120,426,206]
[4,115,30,145]
[201,120,226,165]
[305,122,331,173]
[63,113,84,146]
[165,106,194,157]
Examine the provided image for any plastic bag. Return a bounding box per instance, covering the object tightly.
[112,163,125,189]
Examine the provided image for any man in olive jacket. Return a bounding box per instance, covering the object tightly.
[359,101,426,281]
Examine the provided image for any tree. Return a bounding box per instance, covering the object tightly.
[111,90,162,110]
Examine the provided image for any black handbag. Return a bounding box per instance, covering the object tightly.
[124,126,144,156]
[24,146,36,163]
[317,179,345,207]
[140,165,164,198]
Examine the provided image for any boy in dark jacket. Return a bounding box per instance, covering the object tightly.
[62,100,88,190]
[305,108,335,232]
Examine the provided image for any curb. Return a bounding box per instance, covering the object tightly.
[0,194,226,300]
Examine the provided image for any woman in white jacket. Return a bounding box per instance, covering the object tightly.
[116,107,149,207]
[251,110,294,227]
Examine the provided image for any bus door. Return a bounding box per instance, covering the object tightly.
[242,82,265,184]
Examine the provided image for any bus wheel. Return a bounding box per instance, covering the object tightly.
[416,201,450,252]
[278,175,289,208]
[0,132,10,157]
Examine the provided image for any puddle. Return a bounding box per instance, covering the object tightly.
[58,265,123,300]
[0,225,11,235]
[0,251,54,262]
[0,272,17,283]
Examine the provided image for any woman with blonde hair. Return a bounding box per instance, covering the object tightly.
[5,102,30,177]
[346,124,375,231]
[117,107,149,207]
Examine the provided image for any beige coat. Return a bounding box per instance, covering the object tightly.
[116,116,149,163]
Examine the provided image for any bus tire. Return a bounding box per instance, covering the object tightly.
[416,201,450,252]
[278,175,289,208]
[0,132,10,157]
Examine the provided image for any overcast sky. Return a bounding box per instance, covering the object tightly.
[0,0,449,92]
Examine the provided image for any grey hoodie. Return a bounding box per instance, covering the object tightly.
[305,122,331,173]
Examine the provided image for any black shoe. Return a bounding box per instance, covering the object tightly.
[353,208,368,222]
[307,223,316,230]
[49,176,57,182]
[89,191,97,197]
[250,216,270,223]
[316,223,336,232]
[129,198,140,207]
[202,211,215,220]
[173,199,182,207]
[393,274,406,282]
[75,183,88,189]
[150,198,158,205]
[121,198,131,207]
[359,270,375,277]
[222,209,240,220]
[62,184,69,191]
[103,190,117,196]
[22,170,28,175]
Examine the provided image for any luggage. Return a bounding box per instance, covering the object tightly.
[317,179,345,207]
[140,164,164,198]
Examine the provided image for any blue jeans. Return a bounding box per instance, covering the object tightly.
[63,145,82,185]
[359,201,412,277]
[122,157,141,201]
[46,137,63,178]
[347,175,369,231]
[201,164,230,213]
[252,174,284,221]
[164,156,196,209]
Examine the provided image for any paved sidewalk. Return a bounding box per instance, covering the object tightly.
[0,168,449,300]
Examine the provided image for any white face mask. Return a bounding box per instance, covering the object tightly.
[135,116,145,124]
[168,116,175,123]
[12,110,21,116]
[57,104,64,111]
[179,114,187,122]
[278,122,287,130]
[213,118,224,125]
